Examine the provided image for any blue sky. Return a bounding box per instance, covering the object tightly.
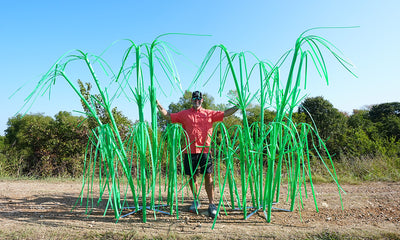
[1,0,399,135]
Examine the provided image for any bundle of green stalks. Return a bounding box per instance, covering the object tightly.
[21,28,356,228]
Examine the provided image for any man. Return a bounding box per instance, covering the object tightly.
[156,91,238,218]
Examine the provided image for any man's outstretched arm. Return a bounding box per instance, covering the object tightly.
[156,100,171,121]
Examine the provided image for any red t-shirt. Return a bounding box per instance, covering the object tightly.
[170,107,224,153]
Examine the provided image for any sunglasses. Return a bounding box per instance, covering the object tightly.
[192,97,202,100]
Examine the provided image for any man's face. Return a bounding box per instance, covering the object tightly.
[192,97,203,110]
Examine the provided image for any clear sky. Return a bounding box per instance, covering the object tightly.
[1,0,399,135]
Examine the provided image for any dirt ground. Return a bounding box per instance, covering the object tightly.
[0,180,399,240]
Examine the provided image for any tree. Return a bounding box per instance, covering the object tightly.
[246,105,276,127]
[380,115,400,141]
[0,135,9,176]
[4,112,89,177]
[368,102,400,141]
[345,108,400,158]
[298,96,346,140]
[51,111,88,176]
[369,102,400,123]
[348,109,380,140]
[339,127,379,158]
[298,96,347,159]
[78,79,133,139]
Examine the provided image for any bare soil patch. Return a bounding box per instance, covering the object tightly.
[0,180,399,239]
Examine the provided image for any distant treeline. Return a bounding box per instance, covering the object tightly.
[1,95,400,179]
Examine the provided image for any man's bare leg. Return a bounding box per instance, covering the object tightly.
[188,174,201,212]
[205,172,217,218]
[205,173,214,204]
[189,174,199,198]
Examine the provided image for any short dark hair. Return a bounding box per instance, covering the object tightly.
[192,91,202,99]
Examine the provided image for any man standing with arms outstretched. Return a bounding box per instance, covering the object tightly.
[157,91,238,218]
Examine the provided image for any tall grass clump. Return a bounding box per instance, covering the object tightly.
[338,155,400,182]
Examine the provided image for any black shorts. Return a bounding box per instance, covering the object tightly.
[183,153,213,176]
